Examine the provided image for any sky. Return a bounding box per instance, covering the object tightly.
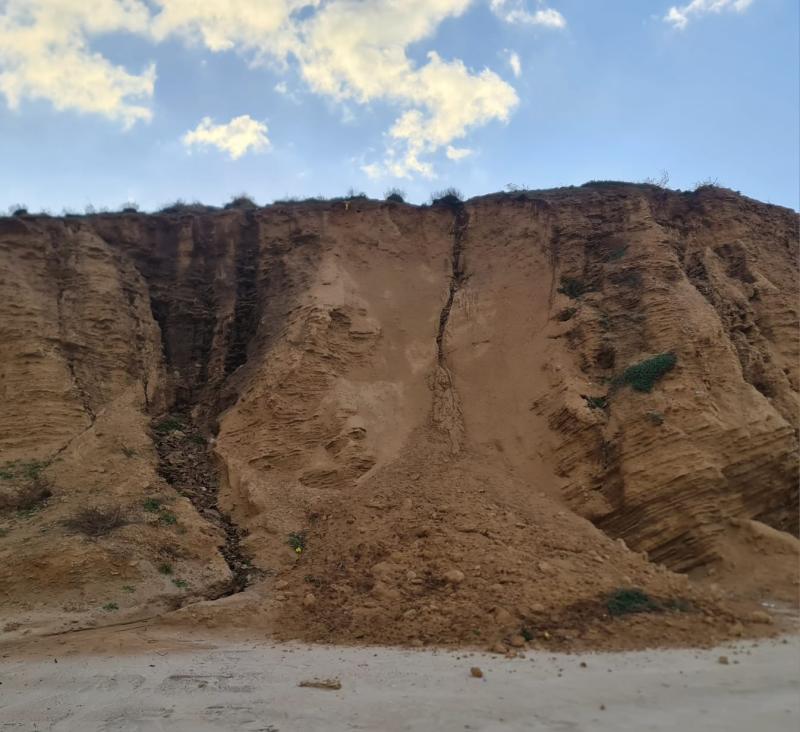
[1,0,798,211]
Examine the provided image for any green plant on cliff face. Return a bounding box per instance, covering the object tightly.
[288,531,307,553]
[606,588,659,617]
[616,353,677,393]
[585,395,608,410]
[143,498,162,513]
[1,460,53,516]
[1,459,49,482]
[158,510,178,526]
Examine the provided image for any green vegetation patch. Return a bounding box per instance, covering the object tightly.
[617,352,677,393]
[288,530,307,553]
[606,588,660,616]
[143,498,162,513]
[585,395,608,410]
[158,511,178,526]
[0,460,49,482]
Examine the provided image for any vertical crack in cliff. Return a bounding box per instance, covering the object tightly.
[431,204,470,452]
[435,205,470,366]
[153,412,258,596]
[224,212,261,376]
[48,233,97,425]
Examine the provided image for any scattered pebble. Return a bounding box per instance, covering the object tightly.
[470,667,483,678]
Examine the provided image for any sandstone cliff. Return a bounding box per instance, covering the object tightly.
[0,183,796,647]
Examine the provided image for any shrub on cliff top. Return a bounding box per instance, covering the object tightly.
[224,194,258,210]
[384,188,405,203]
[430,188,463,207]
[617,352,677,393]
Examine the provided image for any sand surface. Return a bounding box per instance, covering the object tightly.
[1,636,797,731]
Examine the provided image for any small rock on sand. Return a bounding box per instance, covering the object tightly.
[470,667,483,678]
[718,656,729,665]
[298,678,341,690]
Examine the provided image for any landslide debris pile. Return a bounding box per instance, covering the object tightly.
[0,183,797,648]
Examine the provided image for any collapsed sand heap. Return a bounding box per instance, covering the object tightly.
[0,183,797,648]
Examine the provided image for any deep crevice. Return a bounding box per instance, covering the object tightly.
[435,205,470,366]
[152,412,259,595]
[225,212,261,375]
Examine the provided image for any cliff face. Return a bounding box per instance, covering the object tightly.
[0,184,797,646]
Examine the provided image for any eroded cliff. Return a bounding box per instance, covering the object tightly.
[0,183,797,648]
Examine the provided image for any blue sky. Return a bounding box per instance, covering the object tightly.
[1,0,797,211]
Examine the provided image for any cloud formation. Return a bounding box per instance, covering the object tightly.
[664,0,754,29]
[0,1,564,174]
[507,50,522,78]
[490,1,566,28]
[446,145,473,160]
[182,115,270,159]
[0,0,155,127]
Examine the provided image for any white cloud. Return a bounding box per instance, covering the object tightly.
[490,1,566,28]
[182,115,270,159]
[0,1,524,176]
[446,145,473,160]
[157,1,517,177]
[507,50,522,78]
[664,0,754,29]
[292,1,517,177]
[0,0,155,127]
[361,162,382,179]
[150,0,307,57]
